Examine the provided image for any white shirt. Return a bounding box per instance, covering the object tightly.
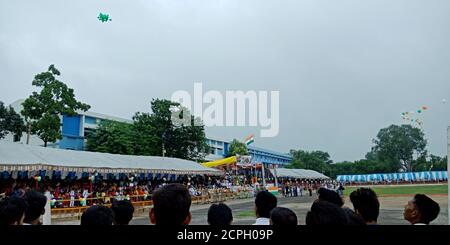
[253,218,270,225]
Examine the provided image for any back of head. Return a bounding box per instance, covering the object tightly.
[111,200,135,225]
[81,205,114,226]
[0,197,27,225]
[414,194,440,224]
[255,191,277,218]
[342,208,366,225]
[270,207,298,226]
[152,183,191,225]
[349,188,380,223]
[318,188,344,207]
[208,203,233,226]
[24,191,47,224]
[306,201,348,225]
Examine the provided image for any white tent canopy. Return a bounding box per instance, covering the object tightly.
[0,141,221,176]
[270,168,330,180]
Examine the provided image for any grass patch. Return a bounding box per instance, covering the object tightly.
[235,210,255,218]
[343,184,448,196]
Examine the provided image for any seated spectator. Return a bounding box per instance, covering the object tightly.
[149,183,192,226]
[23,191,47,225]
[306,200,348,225]
[349,188,380,225]
[0,196,27,225]
[254,191,277,225]
[81,205,115,226]
[404,194,440,225]
[317,188,344,207]
[207,203,233,226]
[111,200,135,225]
[270,207,298,226]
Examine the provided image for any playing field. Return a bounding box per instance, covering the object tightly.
[343,184,448,196]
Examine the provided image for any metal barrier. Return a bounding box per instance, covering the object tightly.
[50,190,254,220]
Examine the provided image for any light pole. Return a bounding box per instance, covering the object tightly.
[447,126,450,225]
[162,130,167,158]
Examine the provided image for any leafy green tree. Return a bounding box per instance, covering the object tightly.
[86,120,135,154]
[132,112,159,156]
[140,99,209,161]
[86,99,209,161]
[227,139,249,157]
[431,156,447,171]
[289,149,332,174]
[0,101,26,141]
[21,65,90,146]
[369,124,427,172]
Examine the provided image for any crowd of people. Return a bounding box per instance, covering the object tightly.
[0,174,258,209]
[1,172,337,210]
[279,180,344,198]
[0,183,441,226]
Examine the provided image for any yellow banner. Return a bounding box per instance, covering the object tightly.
[201,156,237,168]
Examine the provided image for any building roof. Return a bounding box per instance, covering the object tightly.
[248,146,292,159]
[0,141,221,175]
[270,168,329,180]
[80,111,133,124]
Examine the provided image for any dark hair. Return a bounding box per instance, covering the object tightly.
[152,183,191,225]
[24,191,47,224]
[0,196,27,225]
[270,207,298,226]
[413,194,440,224]
[342,208,366,225]
[318,188,344,207]
[208,203,233,226]
[306,200,348,225]
[255,191,277,218]
[111,200,135,225]
[81,205,114,226]
[349,188,380,223]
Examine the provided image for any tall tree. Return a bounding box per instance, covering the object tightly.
[86,99,209,161]
[289,149,332,174]
[86,120,135,154]
[369,124,427,172]
[227,139,249,157]
[0,101,26,141]
[21,65,90,147]
[140,99,209,161]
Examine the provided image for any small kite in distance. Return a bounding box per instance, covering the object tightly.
[98,13,112,23]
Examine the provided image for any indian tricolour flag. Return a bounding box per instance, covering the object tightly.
[244,135,254,146]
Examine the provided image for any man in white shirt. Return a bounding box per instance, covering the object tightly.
[253,191,277,225]
[404,194,440,225]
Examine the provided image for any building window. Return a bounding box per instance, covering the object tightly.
[85,116,95,124]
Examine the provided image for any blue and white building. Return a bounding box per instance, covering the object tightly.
[5,99,293,166]
[205,138,292,166]
[6,99,132,150]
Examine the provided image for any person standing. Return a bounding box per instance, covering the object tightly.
[23,191,47,225]
[69,189,75,208]
[404,194,440,225]
[349,188,379,225]
[293,183,298,197]
[253,191,277,225]
[149,184,192,226]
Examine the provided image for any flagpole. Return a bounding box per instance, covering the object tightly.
[261,163,266,190]
[274,164,278,188]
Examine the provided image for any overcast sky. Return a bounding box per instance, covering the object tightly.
[1,0,450,162]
